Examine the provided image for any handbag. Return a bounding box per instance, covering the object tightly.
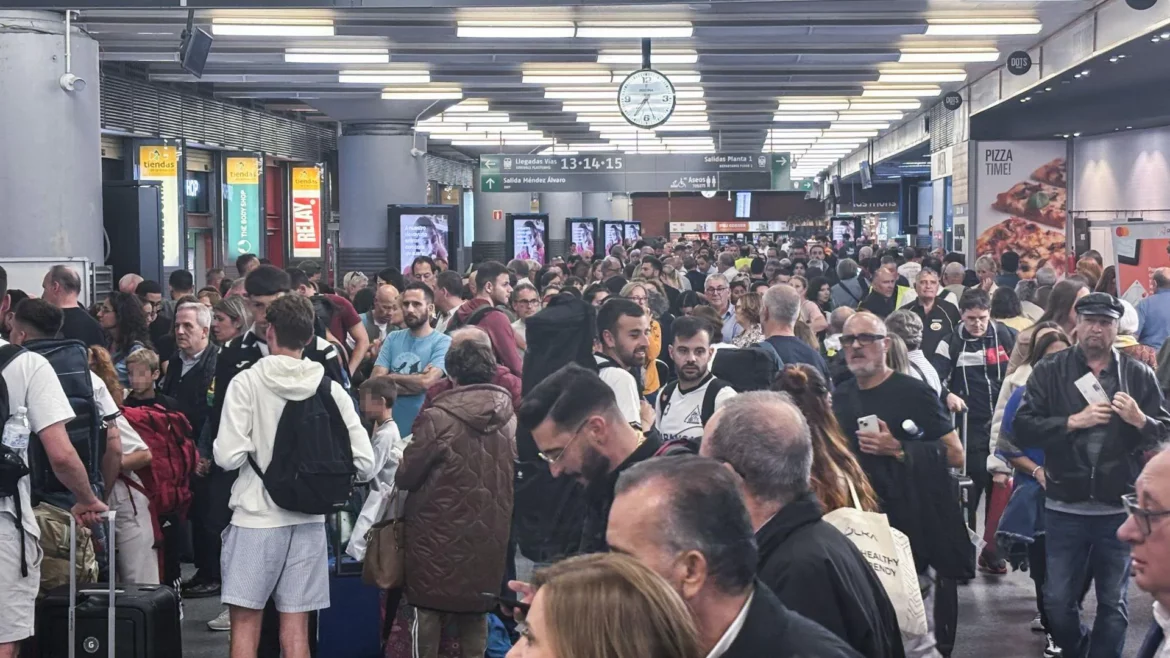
[823,479,929,636]
[362,488,407,590]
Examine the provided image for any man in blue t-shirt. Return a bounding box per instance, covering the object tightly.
[762,284,833,385]
[373,282,451,435]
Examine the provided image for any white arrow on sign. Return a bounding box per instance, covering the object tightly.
[485,178,496,190]
[775,156,788,167]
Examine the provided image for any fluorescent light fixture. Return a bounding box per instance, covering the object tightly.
[924,20,1042,36]
[382,88,463,100]
[835,112,904,121]
[862,87,941,97]
[572,144,620,152]
[878,70,967,83]
[610,71,701,84]
[828,123,888,131]
[773,113,839,122]
[341,72,431,84]
[212,19,334,37]
[285,48,389,64]
[576,22,693,38]
[599,49,697,64]
[522,71,612,85]
[547,88,703,100]
[777,101,850,111]
[421,114,509,124]
[768,129,823,135]
[566,102,706,113]
[654,124,710,131]
[820,130,879,137]
[849,101,921,111]
[899,49,999,63]
[457,21,576,38]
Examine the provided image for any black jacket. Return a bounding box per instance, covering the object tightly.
[756,495,905,658]
[1014,347,1169,506]
[1134,622,1163,658]
[901,298,960,363]
[932,321,1015,424]
[160,344,219,442]
[723,581,863,658]
[578,434,660,554]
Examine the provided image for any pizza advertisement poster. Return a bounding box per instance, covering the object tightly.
[974,141,1069,278]
[1109,223,1170,306]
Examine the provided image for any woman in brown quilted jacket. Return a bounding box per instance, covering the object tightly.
[395,329,516,658]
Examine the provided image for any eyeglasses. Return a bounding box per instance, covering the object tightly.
[537,420,588,466]
[705,287,729,294]
[1121,493,1170,539]
[840,333,887,348]
[627,295,648,304]
[515,299,540,307]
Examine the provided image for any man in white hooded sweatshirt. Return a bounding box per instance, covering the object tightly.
[214,294,376,658]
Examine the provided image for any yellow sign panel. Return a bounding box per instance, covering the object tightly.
[225,157,260,185]
[291,166,320,192]
[139,145,178,177]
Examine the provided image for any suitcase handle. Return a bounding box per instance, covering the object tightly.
[69,511,115,658]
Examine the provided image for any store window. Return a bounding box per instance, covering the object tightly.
[185,170,210,214]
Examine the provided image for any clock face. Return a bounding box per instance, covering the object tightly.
[617,69,676,129]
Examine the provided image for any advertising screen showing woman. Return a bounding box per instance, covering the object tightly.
[400,214,449,274]
[514,219,546,263]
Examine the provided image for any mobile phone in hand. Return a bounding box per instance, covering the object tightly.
[858,414,879,434]
[482,592,530,614]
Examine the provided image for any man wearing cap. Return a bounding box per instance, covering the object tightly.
[1015,292,1170,658]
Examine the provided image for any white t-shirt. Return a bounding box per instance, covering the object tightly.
[370,419,410,490]
[89,373,148,485]
[654,375,737,443]
[0,339,76,538]
[594,354,643,429]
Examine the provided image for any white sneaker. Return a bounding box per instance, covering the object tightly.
[1031,612,1045,633]
[207,608,231,632]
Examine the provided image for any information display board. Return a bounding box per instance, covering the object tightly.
[387,205,458,274]
[290,166,323,259]
[567,217,598,256]
[224,155,262,261]
[480,153,792,193]
[507,213,549,264]
[601,220,625,256]
[624,222,642,242]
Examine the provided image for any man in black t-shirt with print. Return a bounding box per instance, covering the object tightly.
[831,311,965,658]
[762,284,832,384]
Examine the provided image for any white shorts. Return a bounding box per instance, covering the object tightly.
[220,523,329,613]
[0,512,43,644]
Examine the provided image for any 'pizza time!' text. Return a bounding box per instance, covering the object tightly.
[984,149,1013,176]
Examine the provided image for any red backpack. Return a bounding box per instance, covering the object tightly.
[120,404,197,521]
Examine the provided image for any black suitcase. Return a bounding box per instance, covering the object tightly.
[36,511,182,658]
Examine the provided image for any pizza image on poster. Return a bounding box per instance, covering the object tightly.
[974,142,1069,278]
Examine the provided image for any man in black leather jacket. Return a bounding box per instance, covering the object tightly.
[1015,292,1170,658]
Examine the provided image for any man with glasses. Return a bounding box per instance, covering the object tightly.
[831,311,964,658]
[704,273,743,344]
[1118,447,1170,658]
[517,363,661,554]
[510,283,541,350]
[1015,293,1170,658]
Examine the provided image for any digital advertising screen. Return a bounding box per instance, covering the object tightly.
[602,221,625,256]
[567,217,598,257]
[507,213,549,264]
[624,221,642,241]
[388,205,458,274]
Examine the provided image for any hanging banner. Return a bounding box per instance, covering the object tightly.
[1109,222,1170,305]
[291,166,323,259]
[973,141,1069,278]
[138,145,181,267]
[225,156,261,260]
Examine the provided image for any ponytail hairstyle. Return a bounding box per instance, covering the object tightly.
[771,364,880,513]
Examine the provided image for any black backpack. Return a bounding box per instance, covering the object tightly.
[24,338,104,506]
[248,376,356,514]
[0,344,32,576]
[711,342,783,392]
[445,303,500,335]
[310,294,337,340]
[657,377,732,428]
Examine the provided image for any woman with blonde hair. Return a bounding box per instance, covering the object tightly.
[508,553,701,658]
[733,292,765,347]
[343,270,369,298]
[771,364,880,513]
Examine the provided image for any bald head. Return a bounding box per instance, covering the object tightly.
[700,391,812,505]
[1154,268,1170,290]
[943,261,964,285]
[372,284,400,324]
[119,273,144,295]
[450,326,492,350]
[844,310,886,335]
[829,306,856,334]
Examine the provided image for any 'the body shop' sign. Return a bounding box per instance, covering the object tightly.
[291,166,322,259]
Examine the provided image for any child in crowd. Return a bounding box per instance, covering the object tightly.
[359,375,410,489]
[123,349,180,410]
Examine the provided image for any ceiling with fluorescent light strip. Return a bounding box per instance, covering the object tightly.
[82,1,1091,166]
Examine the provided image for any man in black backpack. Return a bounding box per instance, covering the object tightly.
[213,294,375,658]
[654,316,736,450]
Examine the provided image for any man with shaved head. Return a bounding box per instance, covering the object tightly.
[119,272,144,295]
[701,393,904,657]
[832,311,965,658]
[417,326,521,427]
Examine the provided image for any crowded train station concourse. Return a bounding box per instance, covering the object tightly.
[2,0,1170,657]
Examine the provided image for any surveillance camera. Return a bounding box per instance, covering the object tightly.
[59,73,86,92]
[410,147,426,158]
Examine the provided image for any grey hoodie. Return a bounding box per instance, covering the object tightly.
[831,277,867,310]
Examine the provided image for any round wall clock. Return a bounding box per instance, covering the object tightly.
[617,69,676,129]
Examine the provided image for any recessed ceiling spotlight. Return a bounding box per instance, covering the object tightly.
[1119,54,1127,58]
[1109,57,1119,62]
[1074,132,1082,137]
[1045,87,1052,91]
[1021,96,1031,103]
[1081,70,1090,75]
[1162,32,1169,38]
[1153,37,1162,43]
[1127,126,1134,129]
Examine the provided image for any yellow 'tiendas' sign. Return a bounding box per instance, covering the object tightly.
[139,146,178,177]
[226,157,260,185]
[292,166,320,192]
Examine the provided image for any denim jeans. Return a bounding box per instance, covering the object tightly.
[1044,509,1131,658]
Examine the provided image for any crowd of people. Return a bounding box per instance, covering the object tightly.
[0,232,1167,658]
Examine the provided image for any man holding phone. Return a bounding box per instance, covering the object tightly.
[831,311,964,658]
[1014,292,1170,658]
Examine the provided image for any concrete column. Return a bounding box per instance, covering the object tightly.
[0,11,102,261]
[338,131,427,251]
[583,192,632,220]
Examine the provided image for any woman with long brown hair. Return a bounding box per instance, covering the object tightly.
[771,364,880,513]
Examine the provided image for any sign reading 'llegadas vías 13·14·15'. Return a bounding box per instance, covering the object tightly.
[479,153,796,193]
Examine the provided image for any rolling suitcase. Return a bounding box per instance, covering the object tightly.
[36,511,182,658]
[936,412,976,658]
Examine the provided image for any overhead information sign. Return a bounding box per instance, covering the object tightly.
[480,153,791,193]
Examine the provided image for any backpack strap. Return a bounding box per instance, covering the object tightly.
[0,344,24,373]
[466,304,499,327]
[700,379,731,425]
[657,381,678,415]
